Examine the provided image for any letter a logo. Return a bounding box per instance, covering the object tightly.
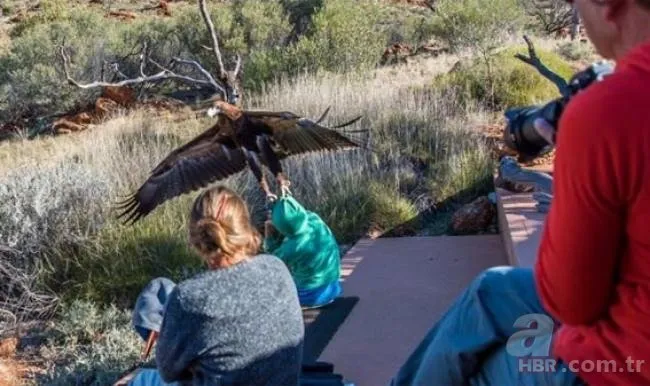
[506,313,554,358]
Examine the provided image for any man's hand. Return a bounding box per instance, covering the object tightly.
[533,117,556,146]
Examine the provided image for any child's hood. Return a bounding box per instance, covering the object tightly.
[271,196,310,236]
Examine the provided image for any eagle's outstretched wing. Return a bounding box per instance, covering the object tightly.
[243,110,366,158]
[114,118,247,225]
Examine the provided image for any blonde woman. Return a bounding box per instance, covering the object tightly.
[130,186,305,386]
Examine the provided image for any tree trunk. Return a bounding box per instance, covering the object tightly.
[570,6,580,41]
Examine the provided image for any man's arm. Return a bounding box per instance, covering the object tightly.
[534,88,627,326]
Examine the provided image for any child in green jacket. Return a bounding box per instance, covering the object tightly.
[263,195,342,309]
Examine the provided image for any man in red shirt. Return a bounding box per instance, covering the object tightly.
[390,0,650,384]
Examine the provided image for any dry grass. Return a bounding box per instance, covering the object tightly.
[0,27,10,57]
[0,51,497,313]
[0,34,591,319]
[0,31,596,385]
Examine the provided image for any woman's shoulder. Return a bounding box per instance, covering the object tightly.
[176,254,291,293]
[171,255,298,316]
[247,254,298,289]
[250,253,294,276]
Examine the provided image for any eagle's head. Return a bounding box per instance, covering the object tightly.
[207,100,242,121]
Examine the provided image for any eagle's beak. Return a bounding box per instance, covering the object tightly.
[207,107,220,118]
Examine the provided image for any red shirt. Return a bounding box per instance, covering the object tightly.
[535,38,650,385]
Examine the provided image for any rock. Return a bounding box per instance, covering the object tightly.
[366,223,384,239]
[498,156,553,195]
[0,337,17,358]
[494,175,536,193]
[450,196,497,234]
[101,86,136,107]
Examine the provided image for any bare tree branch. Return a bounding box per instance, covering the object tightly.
[198,0,227,79]
[171,57,223,92]
[103,61,130,80]
[522,0,574,36]
[233,54,242,78]
[423,0,437,12]
[514,35,571,98]
[570,6,580,40]
[59,45,219,92]
[139,41,148,78]
[55,1,244,106]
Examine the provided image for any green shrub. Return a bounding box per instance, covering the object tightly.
[375,3,439,47]
[555,40,599,62]
[0,8,120,120]
[290,0,388,73]
[518,0,575,37]
[1,4,14,16]
[244,0,391,90]
[279,0,324,39]
[0,1,294,122]
[234,0,293,51]
[433,45,575,109]
[306,174,419,243]
[49,205,205,308]
[1,0,407,122]
[430,0,527,54]
[37,300,143,386]
[367,180,419,233]
[8,0,72,38]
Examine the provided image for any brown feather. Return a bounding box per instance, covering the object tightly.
[245,113,364,157]
[115,104,365,224]
[114,118,246,224]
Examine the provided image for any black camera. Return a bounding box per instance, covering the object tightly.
[503,61,614,161]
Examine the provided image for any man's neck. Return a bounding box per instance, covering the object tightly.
[614,12,650,60]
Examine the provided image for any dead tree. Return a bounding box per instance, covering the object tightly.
[522,0,575,37]
[58,0,243,109]
[570,6,581,41]
[514,35,571,99]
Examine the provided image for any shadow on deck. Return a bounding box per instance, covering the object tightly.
[302,235,507,385]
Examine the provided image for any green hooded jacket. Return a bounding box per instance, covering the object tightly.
[263,196,341,291]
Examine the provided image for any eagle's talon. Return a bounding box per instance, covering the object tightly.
[280,184,292,197]
[278,176,292,197]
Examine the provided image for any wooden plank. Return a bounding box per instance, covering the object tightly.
[307,236,507,385]
[495,188,547,269]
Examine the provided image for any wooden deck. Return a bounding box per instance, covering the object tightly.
[495,165,552,268]
[302,235,508,385]
[299,165,551,385]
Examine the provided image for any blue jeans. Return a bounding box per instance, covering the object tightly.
[390,266,585,386]
[126,368,178,386]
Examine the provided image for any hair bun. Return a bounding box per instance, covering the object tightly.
[191,218,223,255]
[189,186,262,263]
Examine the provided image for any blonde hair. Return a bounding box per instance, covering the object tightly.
[188,186,261,267]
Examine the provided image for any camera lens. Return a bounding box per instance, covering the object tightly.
[503,104,554,160]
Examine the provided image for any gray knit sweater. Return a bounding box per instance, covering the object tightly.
[155,254,304,386]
